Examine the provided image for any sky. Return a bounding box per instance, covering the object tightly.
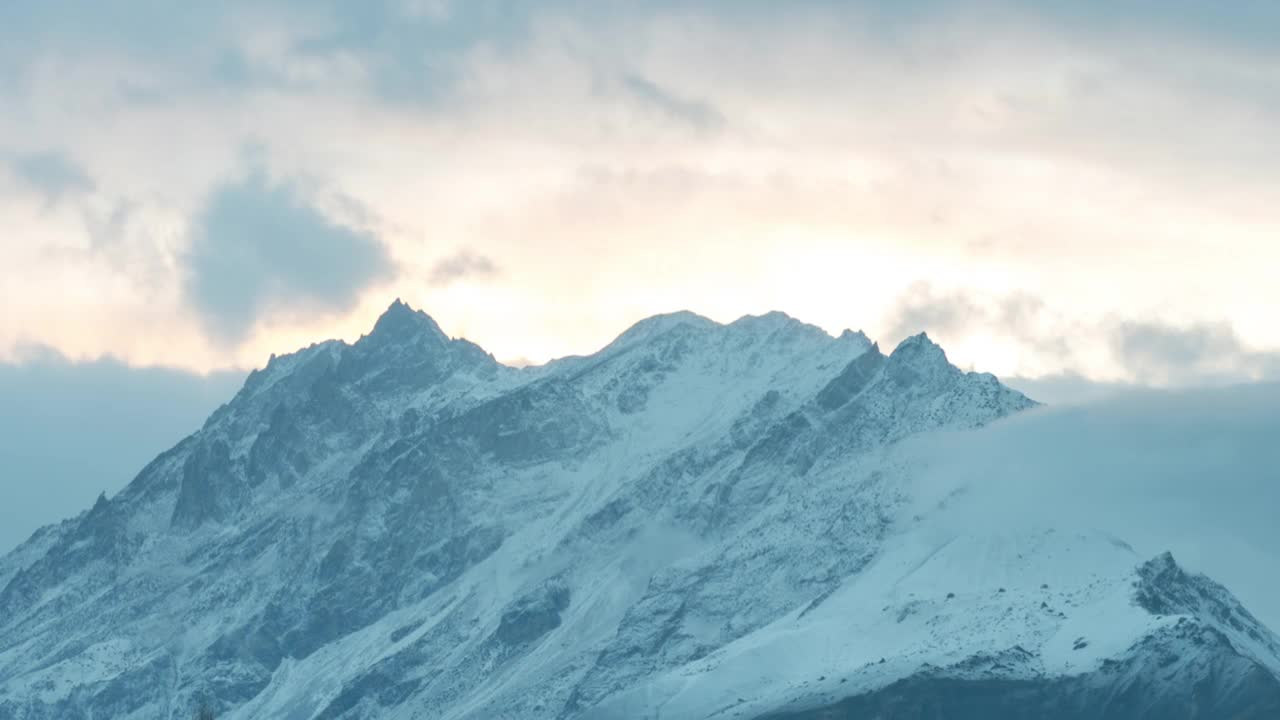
[1,0,1279,549]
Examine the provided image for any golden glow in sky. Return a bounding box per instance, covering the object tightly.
[1,2,1278,386]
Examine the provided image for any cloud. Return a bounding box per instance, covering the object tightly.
[7,150,94,203]
[620,73,725,132]
[881,285,1280,387]
[902,381,1280,629]
[881,283,986,344]
[2,0,1280,377]
[1003,372,1134,406]
[1112,320,1280,385]
[881,283,1070,358]
[184,168,396,344]
[428,250,498,286]
[0,1,538,104]
[0,346,245,553]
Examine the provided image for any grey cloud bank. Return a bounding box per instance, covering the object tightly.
[184,170,396,344]
[0,348,245,553]
[904,381,1280,628]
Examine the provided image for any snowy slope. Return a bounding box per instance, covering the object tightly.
[0,300,1276,720]
[588,531,1280,719]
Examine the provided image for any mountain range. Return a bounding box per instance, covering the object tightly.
[2,300,1278,719]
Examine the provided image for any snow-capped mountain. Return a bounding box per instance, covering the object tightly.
[1,300,1277,719]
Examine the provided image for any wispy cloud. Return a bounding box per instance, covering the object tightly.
[428,250,498,286]
[881,282,1064,356]
[1112,320,1280,386]
[881,284,1280,387]
[619,73,725,132]
[6,150,93,204]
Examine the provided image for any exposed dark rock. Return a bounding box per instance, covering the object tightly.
[494,580,572,647]
[816,344,885,410]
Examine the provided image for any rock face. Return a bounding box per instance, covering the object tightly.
[0,301,1277,719]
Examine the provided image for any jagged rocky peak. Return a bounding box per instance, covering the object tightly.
[889,331,949,365]
[884,331,963,386]
[341,299,499,386]
[364,298,450,348]
[1134,552,1280,655]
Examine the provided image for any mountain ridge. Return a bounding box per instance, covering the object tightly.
[1,300,1276,720]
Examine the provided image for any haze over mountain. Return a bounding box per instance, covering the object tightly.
[2,301,1278,719]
